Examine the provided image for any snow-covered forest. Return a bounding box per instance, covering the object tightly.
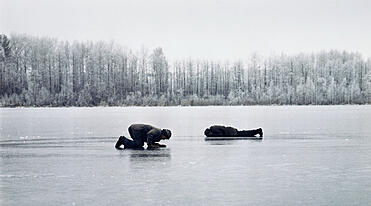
[1,34,371,106]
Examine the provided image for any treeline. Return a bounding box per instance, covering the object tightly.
[1,33,371,107]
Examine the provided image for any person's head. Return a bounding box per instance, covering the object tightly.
[161,129,172,140]
[204,128,211,136]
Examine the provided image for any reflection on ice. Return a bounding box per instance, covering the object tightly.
[127,149,171,162]
[206,139,262,145]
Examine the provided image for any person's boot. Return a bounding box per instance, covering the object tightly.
[115,136,126,149]
[257,128,263,137]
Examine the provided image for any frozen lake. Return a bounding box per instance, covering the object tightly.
[1,105,371,205]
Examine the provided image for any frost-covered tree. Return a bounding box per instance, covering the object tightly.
[151,48,169,96]
[0,33,370,106]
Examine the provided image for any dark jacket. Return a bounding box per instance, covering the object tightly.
[129,124,162,146]
[204,125,238,137]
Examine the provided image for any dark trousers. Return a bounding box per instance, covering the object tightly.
[116,127,145,149]
[125,127,144,149]
[118,137,142,149]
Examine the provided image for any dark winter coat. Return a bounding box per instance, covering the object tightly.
[204,125,238,137]
[128,124,162,146]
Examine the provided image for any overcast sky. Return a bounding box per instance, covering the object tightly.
[1,0,371,60]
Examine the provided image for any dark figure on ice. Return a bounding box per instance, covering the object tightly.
[204,125,263,137]
[115,124,172,150]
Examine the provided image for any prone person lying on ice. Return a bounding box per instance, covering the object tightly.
[204,125,263,137]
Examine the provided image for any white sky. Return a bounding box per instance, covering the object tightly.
[1,0,371,61]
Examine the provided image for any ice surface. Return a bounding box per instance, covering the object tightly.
[1,105,371,205]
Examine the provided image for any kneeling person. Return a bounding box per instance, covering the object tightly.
[115,124,171,150]
[204,125,263,137]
